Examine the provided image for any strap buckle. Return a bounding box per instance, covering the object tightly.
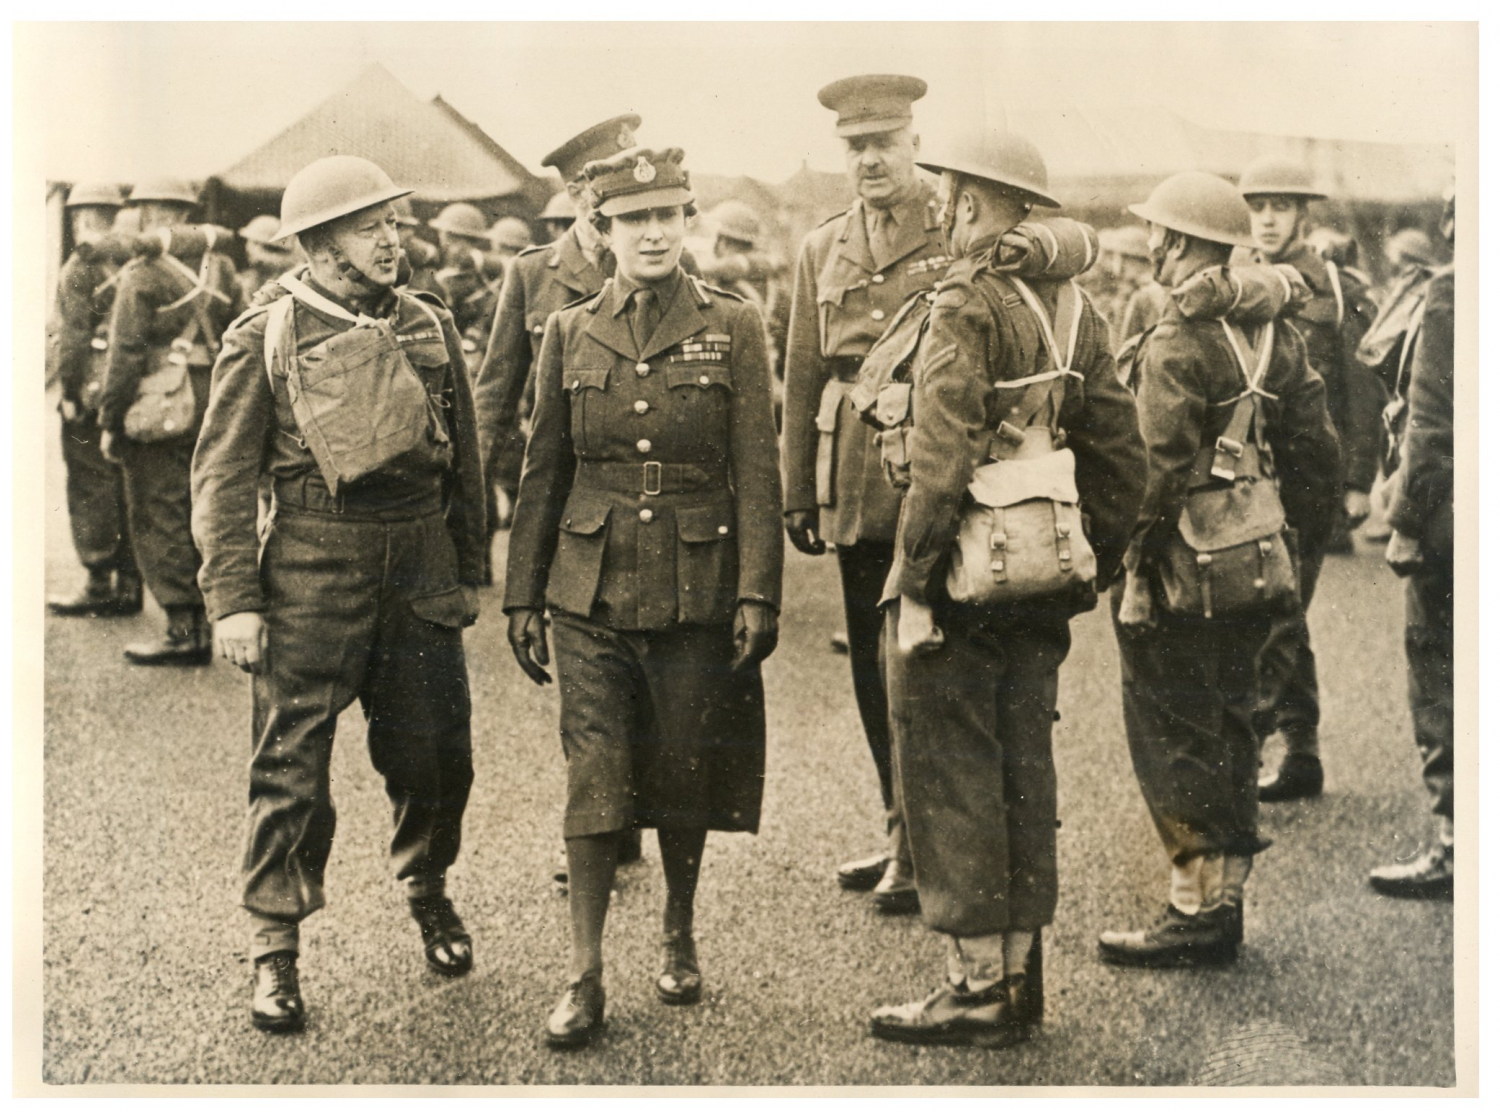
[643,461,663,496]
[1211,435,1244,482]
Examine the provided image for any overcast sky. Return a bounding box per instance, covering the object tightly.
[19,21,1473,186]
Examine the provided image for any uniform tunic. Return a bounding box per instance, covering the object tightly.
[882,241,1145,936]
[781,187,951,826]
[1116,291,1340,862]
[1384,266,1454,823]
[101,248,242,611]
[191,276,487,924]
[504,267,783,837]
[52,245,138,579]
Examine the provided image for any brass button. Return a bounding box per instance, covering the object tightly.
[639,508,654,523]
[532,324,544,335]
[636,439,652,454]
[634,400,649,414]
[635,362,651,375]
[698,374,710,385]
[871,309,885,321]
[717,525,729,536]
[872,273,885,284]
[572,379,580,390]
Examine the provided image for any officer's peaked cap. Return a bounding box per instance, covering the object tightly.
[818,74,927,138]
[544,114,643,184]
[585,146,693,219]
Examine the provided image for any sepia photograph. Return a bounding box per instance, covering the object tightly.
[10,15,1481,1094]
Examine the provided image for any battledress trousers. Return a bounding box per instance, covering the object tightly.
[503,268,783,839]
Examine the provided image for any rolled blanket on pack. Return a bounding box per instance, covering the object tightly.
[1172,263,1310,324]
[992,217,1101,280]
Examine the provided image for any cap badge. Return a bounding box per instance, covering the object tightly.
[616,125,634,150]
[633,156,657,184]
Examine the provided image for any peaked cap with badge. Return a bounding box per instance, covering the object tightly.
[542,113,643,184]
[817,74,927,137]
[585,146,695,218]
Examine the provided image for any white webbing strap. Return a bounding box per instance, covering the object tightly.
[1218,319,1277,400]
[1325,260,1345,329]
[1009,275,1085,375]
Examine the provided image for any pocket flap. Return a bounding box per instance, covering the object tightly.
[138,360,189,395]
[874,382,912,428]
[666,364,733,391]
[1178,478,1286,550]
[560,493,613,535]
[566,366,610,393]
[408,585,478,628]
[402,336,452,368]
[676,504,734,544]
[967,448,1080,507]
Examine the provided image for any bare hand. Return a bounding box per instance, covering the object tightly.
[216,611,267,673]
[1386,530,1423,577]
[729,601,779,672]
[1117,569,1157,634]
[1344,489,1372,528]
[784,509,826,556]
[99,430,121,464]
[507,608,552,685]
[896,595,944,655]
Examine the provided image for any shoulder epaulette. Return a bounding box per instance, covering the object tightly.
[815,208,850,230]
[581,286,609,313]
[225,301,274,335]
[516,242,547,259]
[408,288,451,313]
[689,275,741,305]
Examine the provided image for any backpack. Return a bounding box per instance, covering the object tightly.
[122,253,229,443]
[1157,321,1298,619]
[262,273,451,495]
[943,276,1097,605]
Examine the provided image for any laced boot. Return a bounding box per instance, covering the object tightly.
[870,975,1033,1050]
[123,607,212,666]
[543,970,606,1049]
[250,951,305,1033]
[409,894,473,977]
[1098,904,1238,968]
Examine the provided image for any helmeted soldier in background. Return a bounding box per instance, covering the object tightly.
[864,131,1145,1050]
[1103,172,1340,967]
[47,181,144,618]
[1238,156,1379,802]
[1368,184,1456,900]
[393,197,445,300]
[97,177,243,665]
[702,199,790,425]
[429,202,494,340]
[192,155,487,1033]
[236,214,297,305]
[782,74,950,913]
[538,190,575,243]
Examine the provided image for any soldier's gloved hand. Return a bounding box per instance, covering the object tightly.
[784,509,826,556]
[896,595,944,655]
[729,601,779,672]
[1385,530,1424,578]
[1344,489,1372,528]
[216,611,267,674]
[507,608,553,685]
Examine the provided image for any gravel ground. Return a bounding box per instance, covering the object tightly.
[38,413,1454,1087]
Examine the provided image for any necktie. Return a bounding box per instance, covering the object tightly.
[631,288,657,354]
[870,208,896,264]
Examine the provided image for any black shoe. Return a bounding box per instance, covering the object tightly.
[409,895,473,977]
[619,829,643,865]
[871,859,919,915]
[1207,899,1244,946]
[1259,753,1323,802]
[1369,844,1453,899]
[870,976,1032,1050]
[123,615,211,666]
[48,572,130,617]
[250,951,305,1033]
[1098,904,1238,968]
[836,853,889,892]
[1015,937,1044,1025]
[113,571,144,615]
[543,972,606,1049]
[657,933,702,1006]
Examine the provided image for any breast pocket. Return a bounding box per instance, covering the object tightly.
[565,366,611,451]
[548,492,613,618]
[675,502,738,626]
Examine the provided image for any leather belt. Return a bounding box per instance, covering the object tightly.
[271,475,444,521]
[827,356,865,383]
[574,460,724,496]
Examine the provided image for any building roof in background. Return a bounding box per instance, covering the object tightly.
[214,63,529,201]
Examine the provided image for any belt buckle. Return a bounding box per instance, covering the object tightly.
[643,461,663,496]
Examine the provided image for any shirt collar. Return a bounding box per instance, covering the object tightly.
[609,265,682,318]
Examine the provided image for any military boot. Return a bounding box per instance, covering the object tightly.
[250,951,305,1033]
[1259,750,1323,802]
[112,570,144,615]
[123,607,212,666]
[870,974,1033,1050]
[47,569,118,617]
[1369,843,1453,900]
[1098,905,1238,968]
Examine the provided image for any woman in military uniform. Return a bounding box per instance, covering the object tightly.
[504,146,783,1049]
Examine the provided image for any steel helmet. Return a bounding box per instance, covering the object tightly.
[709,200,763,248]
[428,202,490,239]
[238,214,286,246]
[1384,228,1434,267]
[275,156,412,241]
[917,130,1060,209]
[127,177,199,206]
[541,191,574,222]
[65,182,125,209]
[489,216,533,251]
[1238,155,1326,201]
[1128,172,1254,248]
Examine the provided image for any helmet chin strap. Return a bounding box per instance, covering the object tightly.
[328,242,392,300]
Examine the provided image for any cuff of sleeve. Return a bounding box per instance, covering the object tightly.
[207,590,267,621]
[737,593,780,612]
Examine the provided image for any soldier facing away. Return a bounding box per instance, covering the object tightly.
[191,155,488,1032]
[781,73,951,913]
